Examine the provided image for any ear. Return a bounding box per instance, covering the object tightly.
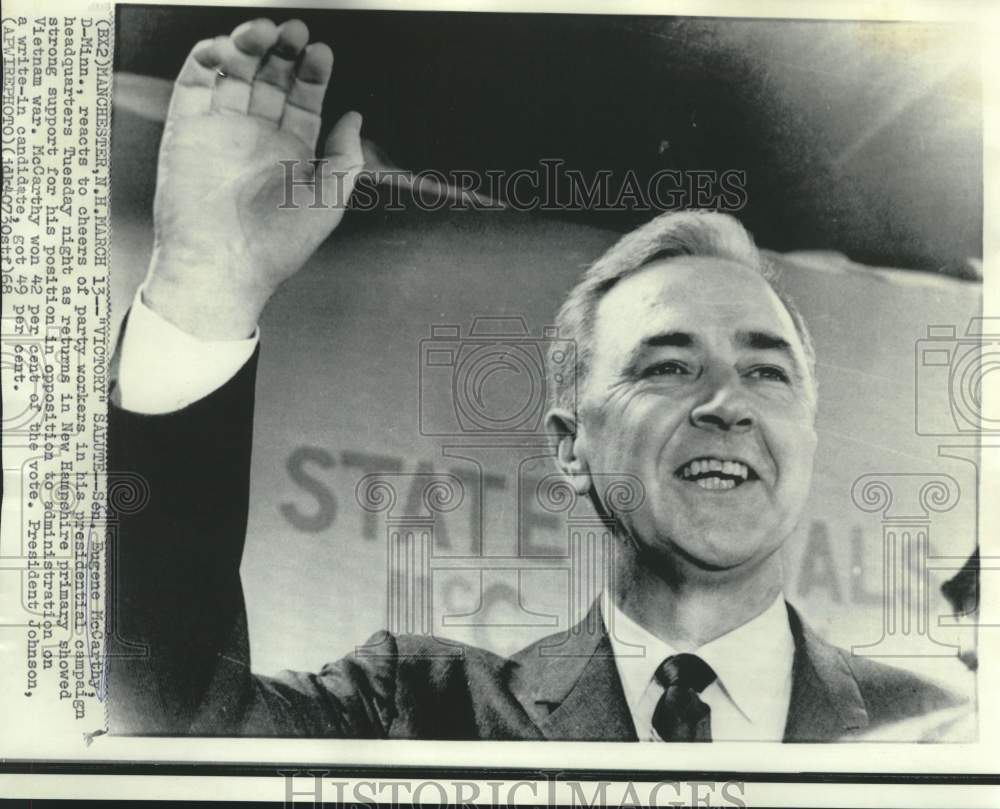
[545,407,592,495]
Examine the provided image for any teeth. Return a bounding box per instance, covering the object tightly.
[681,458,751,482]
[695,477,736,490]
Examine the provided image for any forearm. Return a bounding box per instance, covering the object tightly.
[107,344,259,734]
[106,13,364,734]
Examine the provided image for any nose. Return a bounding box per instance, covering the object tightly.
[689,371,754,433]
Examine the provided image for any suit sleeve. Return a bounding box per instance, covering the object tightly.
[107,346,397,736]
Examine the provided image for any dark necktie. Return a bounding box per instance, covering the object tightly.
[651,653,717,742]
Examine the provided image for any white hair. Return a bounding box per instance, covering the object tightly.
[548,210,817,413]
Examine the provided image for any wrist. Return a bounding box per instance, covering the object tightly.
[144,253,270,341]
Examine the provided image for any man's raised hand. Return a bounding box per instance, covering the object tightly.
[143,18,363,339]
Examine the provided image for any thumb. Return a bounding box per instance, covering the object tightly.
[317,110,364,209]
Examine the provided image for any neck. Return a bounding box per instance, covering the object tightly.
[611,539,784,651]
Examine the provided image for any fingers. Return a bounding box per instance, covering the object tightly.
[213,18,280,114]
[321,111,364,166]
[315,111,364,209]
[248,19,309,123]
[170,18,339,152]
[168,37,223,119]
[279,42,334,150]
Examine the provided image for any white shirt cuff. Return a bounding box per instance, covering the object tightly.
[116,284,260,414]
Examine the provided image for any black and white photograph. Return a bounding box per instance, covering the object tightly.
[105,2,985,743]
[1,0,997,801]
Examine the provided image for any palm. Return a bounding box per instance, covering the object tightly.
[156,114,340,289]
[146,18,363,338]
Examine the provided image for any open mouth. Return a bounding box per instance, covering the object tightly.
[673,457,760,491]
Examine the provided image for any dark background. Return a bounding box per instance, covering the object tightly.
[115,5,982,276]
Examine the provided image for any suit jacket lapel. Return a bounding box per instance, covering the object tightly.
[783,603,870,741]
[509,600,869,742]
[509,603,638,741]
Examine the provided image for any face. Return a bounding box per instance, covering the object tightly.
[560,257,817,576]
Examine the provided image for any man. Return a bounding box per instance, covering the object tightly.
[108,17,961,740]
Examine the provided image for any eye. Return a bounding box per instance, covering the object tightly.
[642,360,690,378]
[745,365,790,383]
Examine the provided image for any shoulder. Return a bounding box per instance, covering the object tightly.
[371,631,528,736]
[329,630,514,706]
[840,651,967,725]
[374,630,514,682]
[786,603,970,736]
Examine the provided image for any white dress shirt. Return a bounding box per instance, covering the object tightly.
[604,593,795,741]
[116,285,259,413]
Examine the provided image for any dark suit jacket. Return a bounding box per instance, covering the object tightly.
[108,349,961,740]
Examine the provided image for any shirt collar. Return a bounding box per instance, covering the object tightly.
[603,592,794,725]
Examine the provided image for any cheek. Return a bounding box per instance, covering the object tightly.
[622,409,682,476]
[776,418,818,489]
[583,397,668,466]
[590,426,648,475]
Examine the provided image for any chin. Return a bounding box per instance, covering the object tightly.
[682,545,760,573]
[664,528,778,576]
[622,513,780,576]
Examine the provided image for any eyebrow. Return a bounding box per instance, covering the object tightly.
[622,331,694,376]
[642,331,693,349]
[736,330,794,355]
[621,328,799,377]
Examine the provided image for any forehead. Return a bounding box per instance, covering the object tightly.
[590,256,802,364]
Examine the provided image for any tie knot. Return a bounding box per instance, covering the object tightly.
[655,653,716,693]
